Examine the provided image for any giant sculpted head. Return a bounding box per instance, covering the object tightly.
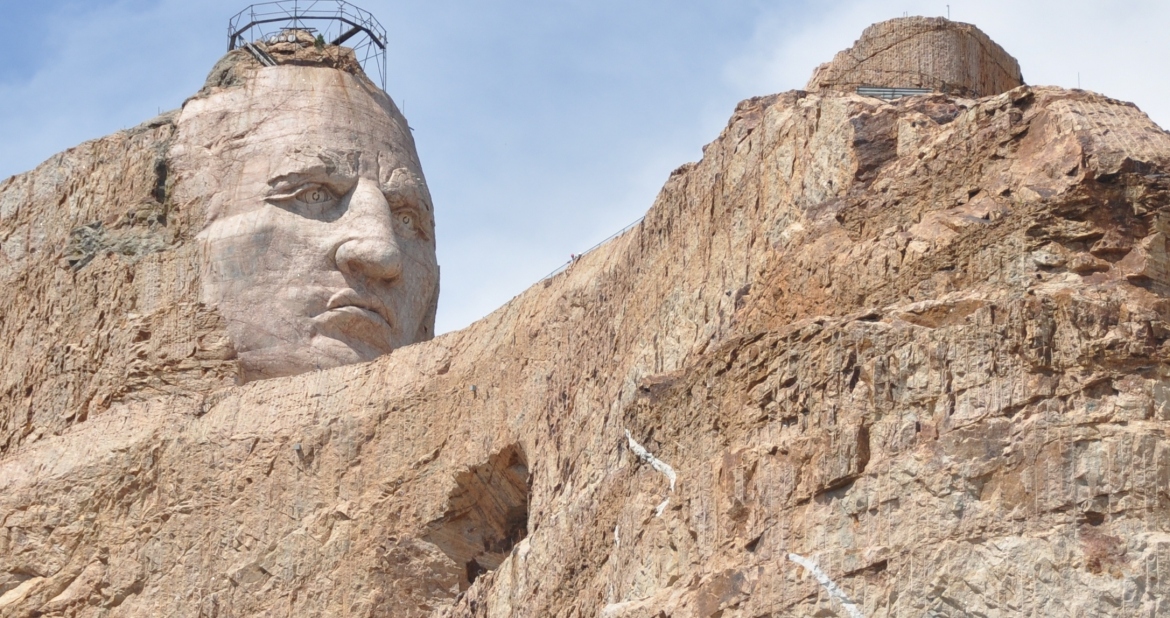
[171,62,439,381]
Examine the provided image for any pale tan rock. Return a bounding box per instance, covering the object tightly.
[175,63,438,381]
[0,48,438,454]
[807,17,1024,98]
[4,22,1170,618]
[0,110,237,454]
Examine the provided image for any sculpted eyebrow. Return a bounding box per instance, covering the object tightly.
[267,165,356,193]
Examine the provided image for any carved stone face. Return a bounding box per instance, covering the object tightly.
[176,66,438,381]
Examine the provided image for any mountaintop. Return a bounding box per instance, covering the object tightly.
[2,17,1170,618]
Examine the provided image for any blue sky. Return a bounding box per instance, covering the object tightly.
[2,0,1167,333]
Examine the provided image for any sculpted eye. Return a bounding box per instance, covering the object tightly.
[267,183,343,221]
[392,208,429,240]
[299,186,332,205]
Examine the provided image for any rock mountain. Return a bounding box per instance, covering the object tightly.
[3,16,1170,618]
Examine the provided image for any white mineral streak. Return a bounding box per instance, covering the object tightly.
[654,497,670,517]
[625,429,677,491]
[787,552,865,618]
[614,525,620,547]
[600,601,634,617]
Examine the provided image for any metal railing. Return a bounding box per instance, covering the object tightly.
[539,216,645,282]
[227,1,388,90]
[856,86,933,100]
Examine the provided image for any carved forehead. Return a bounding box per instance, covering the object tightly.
[176,65,431,223]
[237,69,417,167]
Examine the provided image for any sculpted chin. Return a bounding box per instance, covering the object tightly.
[171,63,439,382]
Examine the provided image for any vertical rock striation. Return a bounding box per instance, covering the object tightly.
[807,17,1024,97]
[0,112,238,455]
[3,18,1170,618]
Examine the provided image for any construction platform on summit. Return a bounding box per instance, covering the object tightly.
[227,0,388,89]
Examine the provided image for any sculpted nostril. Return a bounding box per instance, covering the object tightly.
[334,178,404,281]
[336,238,403,281]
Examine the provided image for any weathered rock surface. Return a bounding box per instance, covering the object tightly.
[0,40,436,453]
[807,17,1024,97]
[4,23,1170,618]
[177,61,439,382]
[0,110,238,454]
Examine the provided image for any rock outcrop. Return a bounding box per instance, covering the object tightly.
[0,35,436,453]
[0,110,238,453]
[3,19,1170,618]
[807,17,1024,98]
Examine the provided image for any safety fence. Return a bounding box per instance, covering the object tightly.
[539,216,645,281]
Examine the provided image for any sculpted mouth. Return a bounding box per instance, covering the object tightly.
[323,289,394,327]
[328,305,388,326]
[312,289,397,351]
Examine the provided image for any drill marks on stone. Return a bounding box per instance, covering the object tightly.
[1038,94,1170,188]
[1046,96,1170,173]
[788,552,865,618]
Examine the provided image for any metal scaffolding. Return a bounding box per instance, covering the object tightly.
[227,1,388,90]
[856,86,934,100]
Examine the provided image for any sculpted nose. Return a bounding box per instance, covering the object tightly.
[334,179,403,281]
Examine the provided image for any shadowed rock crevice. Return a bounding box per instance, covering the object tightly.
[424,445,531,588]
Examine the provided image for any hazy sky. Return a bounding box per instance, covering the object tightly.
[2,0,1166,334]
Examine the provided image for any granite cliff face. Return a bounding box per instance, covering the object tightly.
[807,17,1023,98]
[0,109,238,453]
[4,19,1170,618]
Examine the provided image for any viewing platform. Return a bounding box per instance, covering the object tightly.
[227,1,388,89]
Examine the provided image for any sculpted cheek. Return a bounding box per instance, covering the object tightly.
[188,66,438,382]
[203,224,275,282]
